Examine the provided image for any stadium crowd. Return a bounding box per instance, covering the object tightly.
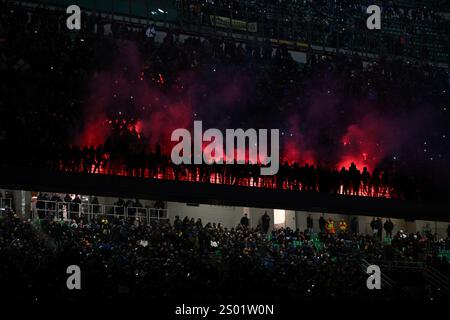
[0,207,449,301]
[56,146,413,199]
[179,0,450,62]
[0,2,449,201]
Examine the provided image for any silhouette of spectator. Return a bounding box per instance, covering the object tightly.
[262,212,270,233]
[339,219,348,233]
[307,214,313,234]
[319,216,326,233]
[350,217,358,234]
[70,195,82,218]
[370,217,379,236]
[91,196,100,214]
[384,219,394,238]
[240,213,249,227]
[376,217,383,240]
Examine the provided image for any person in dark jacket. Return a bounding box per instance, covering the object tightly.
[376,217,383,240]
[261,212,270,233]
[350,217,359,235]
[384,219,394,238]
[240,214,249,227]
[307,214,314,234]
[319,216,326,233]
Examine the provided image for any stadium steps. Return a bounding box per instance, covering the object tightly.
[423,266,450,295]
[364,259,450,297]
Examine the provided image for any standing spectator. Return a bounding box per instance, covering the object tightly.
[135,199,143,208]
[384,219,394,238]
[154,200,165,219]
[307,214,314,234]
[350,217,359,235]
[325,218,336,235]
[50,193,61,203]
[261,212,270,233]
[339,219,348,234]
[70,195,82,218]
[49,193,61,218]
[91,196,100,214]
[36,192,46,219]
[126,199,136,218]
[64,194,72,203]
[174,216,182,231]
[62,194,72,220]
[134,198,143,218]
[370,217,378,237]
[115,198,125,216]
[240,213,249,227]
[319,216,326,233]
[376,217,383,240]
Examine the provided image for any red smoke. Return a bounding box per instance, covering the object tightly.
[75,40,430,174]
[76,41,193,154]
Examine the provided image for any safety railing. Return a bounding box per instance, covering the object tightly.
[423,265,450,295]
[34,200,168,223]
[0,198,12,210]
[377,260,426,271]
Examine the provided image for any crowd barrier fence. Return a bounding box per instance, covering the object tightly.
[34,199,168,222]
[0,198,12,210]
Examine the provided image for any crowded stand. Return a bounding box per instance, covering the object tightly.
[1,1,450,305]
[0,206,449,301]
[179,0,450,63]
[0,1,449,203]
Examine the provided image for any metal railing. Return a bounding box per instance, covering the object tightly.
[34,199,168,222]
[363,258,450,296]
[378,260,426,271]
[0,198,12,210]
[423,265,450,295]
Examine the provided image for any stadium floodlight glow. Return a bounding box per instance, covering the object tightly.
[171,121,279,175]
